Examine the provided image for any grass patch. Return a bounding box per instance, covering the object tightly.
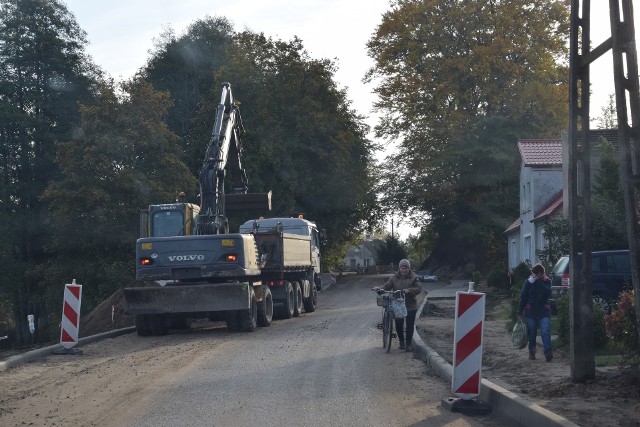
[595,354,624,367]
[497,299,512,320]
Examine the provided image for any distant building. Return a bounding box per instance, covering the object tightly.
[344,236,379,271]
[505,140,563,269]
[505,130,619,270]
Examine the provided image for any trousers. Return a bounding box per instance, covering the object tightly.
[526,315,552,354]
[395,309,418,345]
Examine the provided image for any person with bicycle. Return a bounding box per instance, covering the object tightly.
[373,259,422,351]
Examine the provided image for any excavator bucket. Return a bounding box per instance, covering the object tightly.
[124,282,251,315]
[225,191,271,212]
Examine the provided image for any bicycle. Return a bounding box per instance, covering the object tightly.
[372,288,405,353]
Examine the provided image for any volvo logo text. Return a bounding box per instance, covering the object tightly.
[168,255,205,261]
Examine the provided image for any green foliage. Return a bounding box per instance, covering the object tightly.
[0,298,15,350]
[536,216,569,267]
[537,138,627,264]
[509,262,532,321]
[41,79,196,316]
[593,305,609,350]
[487,263,510,290]
[472,271,481,285]
[555,293,571,348]
[0,0,99,345]
[404,226,437,269]
[556,293,610,351]
[181,31,380,265]
[597,94,617,129]
[375,236,408,266]
[605,291,639,354]
[366,0,569,272]
[143,17,234,166]
[511,262,532,292]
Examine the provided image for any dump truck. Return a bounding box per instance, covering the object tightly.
[124,83,321,336]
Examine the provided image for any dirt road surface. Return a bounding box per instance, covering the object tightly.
[0,276,506,427]
[417,281,640,427]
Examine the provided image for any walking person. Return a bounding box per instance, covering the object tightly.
[379,259,423,351]
[518,263,553,361]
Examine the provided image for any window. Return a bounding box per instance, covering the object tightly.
[607,254,630,273]
[152,210,185,237]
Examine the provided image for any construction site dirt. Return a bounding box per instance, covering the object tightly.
[417,282,640,427]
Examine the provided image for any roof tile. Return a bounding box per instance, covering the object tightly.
[518,140,562,166]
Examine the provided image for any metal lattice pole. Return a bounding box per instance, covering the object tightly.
[568,0,595,382]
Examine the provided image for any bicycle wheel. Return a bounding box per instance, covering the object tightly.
[382,310,390,350]
[384,311,394,353]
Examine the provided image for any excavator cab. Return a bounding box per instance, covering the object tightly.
[139,203,200,238]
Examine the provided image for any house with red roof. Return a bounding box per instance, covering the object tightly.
[505,140,563,269]
[505,130,620,270]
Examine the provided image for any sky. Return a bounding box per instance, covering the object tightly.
[62,0,639,239]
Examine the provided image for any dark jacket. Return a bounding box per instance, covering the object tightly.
[518,276,552,319]
[382,270,422,310]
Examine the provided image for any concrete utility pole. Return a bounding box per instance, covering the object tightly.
[568,0,640,382]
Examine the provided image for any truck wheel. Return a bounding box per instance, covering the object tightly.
[303,286,317,313]
[240,288,257,332]
[149,314,168,336]
[171,316,191,330]
[257,285,273,327]
[293,281,303,317]
[135,315,152,336]
[280,282,295,319]
[226,311,241,332]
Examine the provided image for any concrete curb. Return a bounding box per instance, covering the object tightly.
[0,326,135,372]
[413,296,579,427]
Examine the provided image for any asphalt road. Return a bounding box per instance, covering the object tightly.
[1,275,504,427]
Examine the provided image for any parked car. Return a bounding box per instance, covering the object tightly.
[548,250,632,313]
[415,270,438,282]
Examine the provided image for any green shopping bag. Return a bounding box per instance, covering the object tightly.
[512,319,528,349]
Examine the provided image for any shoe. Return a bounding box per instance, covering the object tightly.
[545,353,553,362]
[529,352,536,360]
[399,341,405,350]
[405,344,414,352]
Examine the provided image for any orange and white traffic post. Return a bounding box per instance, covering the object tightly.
[54,279,83,355]
[447,281,490,414]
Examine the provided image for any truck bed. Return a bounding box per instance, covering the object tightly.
[254,230,312,272]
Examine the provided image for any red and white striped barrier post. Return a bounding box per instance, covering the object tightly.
[446,282,490,414]
[54,279,83,355]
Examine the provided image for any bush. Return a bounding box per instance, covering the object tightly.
[556,294,570,348]
[605,290,639,354]
[509,262,532,321]
[511,262,531,293]
[593,304,609,350]
[556,293,610,351]
[472,270,481,285]
[487,264,510,290]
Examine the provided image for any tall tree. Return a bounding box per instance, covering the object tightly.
[366,0,570,270]
[41,78,196,318]
[142,16,234,170]
[0,0,98,344]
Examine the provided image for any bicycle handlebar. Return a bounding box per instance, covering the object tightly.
[371,288,405,299]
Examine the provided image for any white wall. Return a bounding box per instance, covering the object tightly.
[510,162,562,268]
